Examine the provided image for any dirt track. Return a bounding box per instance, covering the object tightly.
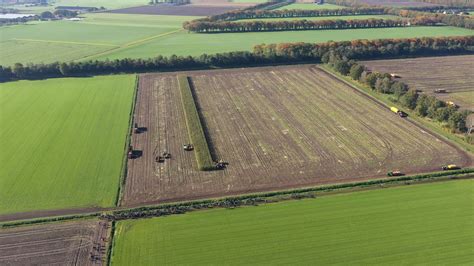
[122,65,470,207]
[0,220,110,265]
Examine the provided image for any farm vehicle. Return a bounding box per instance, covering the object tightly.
[442,164,460,171]
[133,123,147,134]
[155,152,171,163]
[183,144,194,151]
[127,146,141,159]
[446,101,458,108]
[387,171,404,177]
[390,107,408,118]
[215,159,228,170]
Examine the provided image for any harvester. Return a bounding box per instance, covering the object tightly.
[442,164,460,171]
[390,107,408,118]
[434,89,447,93]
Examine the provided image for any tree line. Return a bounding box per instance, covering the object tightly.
[325,0,474,28]
[194,7,386,22]
[184,18,410,33]
[182,1,473,33]
[1,35,472,82]
[324,52,471,134]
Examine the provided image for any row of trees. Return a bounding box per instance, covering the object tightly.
[196,7,386,22]
[325,53,471,133]
[1,36,472,82]
[387,7,474,29]
[184,18,410,33]
[325,0,474,28]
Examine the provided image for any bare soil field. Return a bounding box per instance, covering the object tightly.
[0,220,110,265]
[122,65,470,207]
[108,3,252,16]
[362,55,474,111]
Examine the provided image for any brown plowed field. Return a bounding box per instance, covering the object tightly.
[362,55,474,111]
[123,65,470,207]
[108,3,252,16]
[0,220,110,265]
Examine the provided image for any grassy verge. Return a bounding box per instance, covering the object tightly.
[1,169,472,228]
[106,221,117,266]
[320,65,474,154]
[177,75,215,171]
[115,75,139,207]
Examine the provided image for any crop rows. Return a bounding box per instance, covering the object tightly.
[122,65,467,207]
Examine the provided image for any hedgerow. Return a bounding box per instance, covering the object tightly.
[177,75,215,171]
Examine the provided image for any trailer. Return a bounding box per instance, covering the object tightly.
[387,171,404,177]
[390,107,408,117]
[442,164,460,170]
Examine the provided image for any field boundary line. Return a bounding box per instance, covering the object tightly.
[78,29,183,62]
[123,29,183,47]
[1,169,473,227]
[11,38,119,47]
[115,75,140,208]
[317,65,474,161]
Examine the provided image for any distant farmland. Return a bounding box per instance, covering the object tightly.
[112,179,474,265]
[0,13,200,66]
[122,65,468,207]
[362,55,474,111]
[0,75,135,215]
[1,11,472,66]
[97,26,473,61]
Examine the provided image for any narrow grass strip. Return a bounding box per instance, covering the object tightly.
[115,75,140,207]
[177,75,215,171]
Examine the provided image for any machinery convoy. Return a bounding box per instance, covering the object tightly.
[130,119,460,173]
[129,123,228,169]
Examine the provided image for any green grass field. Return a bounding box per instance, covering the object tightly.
[0,75,135,215]
[99,26,474,60]
[276,3,344,10]
[1,12,472,66]
[112,180,474,265]
[0,13,199,66]
[237,14,402,22]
